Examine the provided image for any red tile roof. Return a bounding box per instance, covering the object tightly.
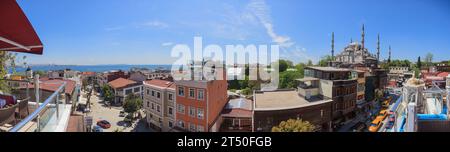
[22,79,76,95]
[144,79,174,89]
[81,72,96,76]
[437,72,449,78]
[108,78,137,89]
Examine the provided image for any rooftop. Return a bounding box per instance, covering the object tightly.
[108,78,137,89]
[81,71,96,76]
[307,66,351,72]
[22,78,76,95]
[144,79,175,89]
[296,77,319,82]
[221,98,253,118]
[254,90,332,111]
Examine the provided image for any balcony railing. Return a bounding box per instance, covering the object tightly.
[5,75,69,132]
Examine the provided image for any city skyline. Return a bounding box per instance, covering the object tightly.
[17,0,450,65]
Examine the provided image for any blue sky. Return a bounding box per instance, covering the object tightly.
[17,0,450,65]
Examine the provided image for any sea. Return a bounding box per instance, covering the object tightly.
[12,64,173,73]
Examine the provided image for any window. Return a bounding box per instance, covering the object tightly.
[134,87,140,92]
[169,121,173,128]
[189,106,195,117]
[157,92,161,99]
[152,90,155,97]
[197,108,204,119]
[149,113,153,118]
[168,107,173,115]
[151,103,155,110]
[197,125,204,132]
[168,93,173,100]
[177,104,185,114]
[178,120,185,128]
[125,89,132,95]
[189,123,196,132]
[178,87,184,96]
[147,102,150,108]
[189,88,195,98]
[159,118,162,123]
[146,89,150,95]
[157,105,161,112]
[197,89,204,100]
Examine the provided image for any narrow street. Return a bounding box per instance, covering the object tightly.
[80,90,154,132]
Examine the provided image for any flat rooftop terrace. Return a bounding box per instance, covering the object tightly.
[254,90,332,111]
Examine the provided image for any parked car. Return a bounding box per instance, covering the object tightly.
[377,110,388,120]
[97,120,111,129]
[92,125,103,132]
[369,118,383,132]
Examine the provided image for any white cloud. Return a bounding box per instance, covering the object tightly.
[104,26,124,31]
[139,20,169,28]
[247,0,294,48]
[162,42,173,46]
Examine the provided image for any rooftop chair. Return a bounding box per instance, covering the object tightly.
[0,104,19,132]
[16,97,30,120]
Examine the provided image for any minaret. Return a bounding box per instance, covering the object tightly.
[331,32,335,59]
[388,46,392,63]
[377,34,380,62]
[361,24,365,50]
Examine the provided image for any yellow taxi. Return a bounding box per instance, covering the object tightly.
[377,110,388,120]
[369,118,383,132]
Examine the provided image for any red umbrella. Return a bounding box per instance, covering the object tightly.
[0,0,43,55]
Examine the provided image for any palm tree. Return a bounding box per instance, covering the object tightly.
[272,119,316,132]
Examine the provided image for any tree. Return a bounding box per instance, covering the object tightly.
[241,87,252,95]
[417,56,422,69]
[307,60,313,66]
[272,119,316,132]
[101,84,114,104]
[279,71,303,89]
[318,55,333,67]
[123,93,143,118]
[425,53,433,66]
[34,70,47,77]
[278,59,292,72]
[0,52,23,93]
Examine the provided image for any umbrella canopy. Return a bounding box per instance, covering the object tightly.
[0,0,43,55]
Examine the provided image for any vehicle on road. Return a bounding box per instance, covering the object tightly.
[377,110,388,120]
[97,120,111,129]
[369,118,383,132]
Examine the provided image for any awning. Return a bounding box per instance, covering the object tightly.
[0,0,43,55]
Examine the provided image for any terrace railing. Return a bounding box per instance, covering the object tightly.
[8,75,67,132]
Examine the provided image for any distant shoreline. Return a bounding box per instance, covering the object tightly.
[11,64,173,73]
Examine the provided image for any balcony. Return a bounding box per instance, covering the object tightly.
[296,77,320,99]
[0,76,72,132]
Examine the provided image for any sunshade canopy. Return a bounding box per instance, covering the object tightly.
[0,0,43,55]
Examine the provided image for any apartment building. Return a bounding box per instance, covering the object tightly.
[353,70,366,105]
[304,67,357,124]
[174,65,228,132]
[143,79,176,132]
[253,88,333,132]
[108,78,142,105]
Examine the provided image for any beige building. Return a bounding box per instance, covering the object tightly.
[143,79,176,132]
